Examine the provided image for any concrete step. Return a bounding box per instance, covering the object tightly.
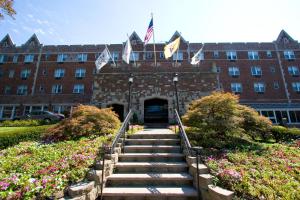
[115,162,188,173]
[106,173,193,187]
[102,186,198,200]
[124,145,181,153]
[128,133,179,139]
[118,153,185,162]
[126,138,181,145]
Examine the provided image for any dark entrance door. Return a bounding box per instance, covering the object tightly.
[144,98,168,123]
[108,104,124,121]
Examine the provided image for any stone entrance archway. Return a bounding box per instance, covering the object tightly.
[144,98,168,123]
[108,104,125,121]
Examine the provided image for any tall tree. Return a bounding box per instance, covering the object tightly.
[0,0,16,19]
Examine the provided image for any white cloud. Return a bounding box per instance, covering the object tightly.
[34,28,46,35]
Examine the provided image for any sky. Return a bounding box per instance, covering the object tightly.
[1,0,300,45]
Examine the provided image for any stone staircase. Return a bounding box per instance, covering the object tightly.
[102,128,198,200]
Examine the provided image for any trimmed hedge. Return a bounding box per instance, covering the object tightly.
[0,119,52,127]
[43,105,121,142]
[0,126,51,149]
[271,125,300,142]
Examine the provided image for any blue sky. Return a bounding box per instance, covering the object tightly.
[1,0,300,45]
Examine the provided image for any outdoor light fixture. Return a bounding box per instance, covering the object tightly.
[128,74,133,113]
[173,74,178,83]
[173,73,180,116]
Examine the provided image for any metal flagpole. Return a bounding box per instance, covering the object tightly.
[151,13,157,67]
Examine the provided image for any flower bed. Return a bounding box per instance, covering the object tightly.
[205,141,300,199]
[0,136,107,199]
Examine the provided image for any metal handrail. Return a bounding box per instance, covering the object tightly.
[110,109,133,154]
[174,109,203,200]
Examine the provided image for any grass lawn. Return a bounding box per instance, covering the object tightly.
[186,128,300,200]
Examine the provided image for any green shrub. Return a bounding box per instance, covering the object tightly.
[0,119,45,127]
[0,126,51,149]
[271,126,300,142]
[287,127,300,138]
[43,105,121,142]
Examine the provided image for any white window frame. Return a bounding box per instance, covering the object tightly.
[73,84,84,94]
[231,83,242,93]
[228,66,240,76]
[248,51,259,60]
[254,82,265,93]
[251,66,262,76]
[112,51,119,62]
[57,54,68,62]
[54,68,65,78]
[77,53,88,62]
[24,54,34,63]
[172,51,183,61]
[129,52,139,61]
[284,50,295,60]
[20,69,31,79]
[17,85,28,95]
[292,82,300,92]
[226,51,237,60]
[213,51,219,58]
[266,51,272,58]
[52,84,62,94]
[75,68,86,78]
[8,70,14,78]
[0,54,6,63]
[4,86,11,94]
[288,66,299,76]
[273,82,279,89]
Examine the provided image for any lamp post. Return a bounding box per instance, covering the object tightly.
[128,74,133,113]
[173,73,180,115]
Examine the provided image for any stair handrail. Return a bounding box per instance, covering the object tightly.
[110,109,133,155]
[174,109,203,200]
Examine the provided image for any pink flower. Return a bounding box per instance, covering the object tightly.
[0,181,10,191]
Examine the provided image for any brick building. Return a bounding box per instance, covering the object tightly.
[0,30,300,124]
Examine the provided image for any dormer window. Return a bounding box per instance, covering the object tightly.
[77,53,88,62]
[24,54,34,63]
[284,50,295,60]
[226,51,237,61]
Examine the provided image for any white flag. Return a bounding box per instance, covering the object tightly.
[122,38,132,64]
[95,47,111,71]
[191,47,204,65]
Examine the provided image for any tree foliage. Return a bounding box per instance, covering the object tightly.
[0,0,16,19]
[182,92,272,139]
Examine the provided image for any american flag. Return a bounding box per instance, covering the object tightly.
[144,17,153,45]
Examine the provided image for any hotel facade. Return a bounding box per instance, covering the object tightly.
[0,30,300,124]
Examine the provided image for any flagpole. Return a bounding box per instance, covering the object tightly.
[175,33,181,67]
[151,13,157,67]
[127,34,137,67]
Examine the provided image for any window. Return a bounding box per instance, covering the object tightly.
[261,110,276,123]
[248,51,259,60]
[275,111,289,124]
[231,83,242,93]
[24,54,34,63]
[39,85,44,93]
[17,85,28,95]
[73,84,84,94]
[292,82,300,92]
[75,68,86,78]
[129,52,139,61]
[288,111,300,123]
[54,69,65,79]
[57,54,68,62]
[288,66,299,76]
[226,51,237,61]
[77,53,88,62]
[273,82,279,89]
[270,66,276,73]
[8,70,14,78]
[251,66,262,77]
[266,51,272,58]
[213,51,219,58]
[145,52,153,60]
[13,55,18,63]
[4,86,11,94]
[159,52,165,59]
[228,66,240,77]
[173,51,183,61]
[216,67,221,73]
[20,69,31,79]
[52,84,62,94]
[254,82,265,93]
[284,50,295,60]
[0,54,7,64]
[111,51,119,62]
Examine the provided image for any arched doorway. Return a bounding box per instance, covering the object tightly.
[108,104,124,121]
[144,98,168,123]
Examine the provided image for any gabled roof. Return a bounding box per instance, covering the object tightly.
[23,34,41,47]
[129,31,142,44]
[0,34,14,47]
[276,30,296,44]
[169,31,187,43]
